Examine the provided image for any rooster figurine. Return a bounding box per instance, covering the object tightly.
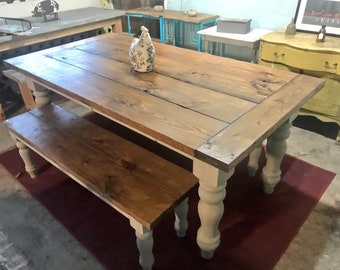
[129,26,155,72]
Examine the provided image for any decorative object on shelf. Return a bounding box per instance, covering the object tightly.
[101,0,113,9]
[187,9,197,17]
[31,0,60,22]
[140,0,150,10]
[3,0,26,3]
[0,17,32,34]
[129,26,155,73]
[217,18,252,34]
[285,18,296,35]
[295,0,340,36]
[180,0,187,12]
[154,5,164,12]
[316,25,326,42]
[101,0,114,33]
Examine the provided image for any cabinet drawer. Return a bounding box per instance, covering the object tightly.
[257,59,301,73]
[260,42,340,76]
[302,73,340,122]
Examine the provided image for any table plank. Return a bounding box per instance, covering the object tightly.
[5,54,227,156]
[91,34,299,103]
[196,75,325,171]
[46,45,256,124]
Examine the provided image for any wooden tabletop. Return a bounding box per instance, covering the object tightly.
[4,33,324,172]
[127,8,219,23]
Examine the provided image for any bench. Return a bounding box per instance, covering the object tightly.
[5,103,198,270]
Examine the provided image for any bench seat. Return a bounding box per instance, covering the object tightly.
[5,103,198,269]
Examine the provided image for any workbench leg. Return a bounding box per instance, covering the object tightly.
[193,159,233,259]
[174,197,189,237]
[262,121,291,194]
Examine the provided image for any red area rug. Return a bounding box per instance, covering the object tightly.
[0,113,335,270]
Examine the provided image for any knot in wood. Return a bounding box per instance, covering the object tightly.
[251,79,273,96]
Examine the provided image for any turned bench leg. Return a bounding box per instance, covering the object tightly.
[14,137,37,178]
[130,220,154,270]
[130,197,190,269]
[136,229,154,270]
[174,197,189,237]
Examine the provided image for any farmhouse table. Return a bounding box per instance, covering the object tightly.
[3,33,324,259]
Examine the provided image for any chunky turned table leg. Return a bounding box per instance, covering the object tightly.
[26,79,51,106]
[262,121,292,194]
[174,197,189,237]
[33,88,50,106]
[247,144,263,177]
[193,159,234,259]
[15,139,37,178]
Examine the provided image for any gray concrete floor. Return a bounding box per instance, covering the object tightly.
[0,99,339,270]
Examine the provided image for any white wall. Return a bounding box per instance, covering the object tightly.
[0,0,101,18]
[166,0,300,30]
[1,0,300,31]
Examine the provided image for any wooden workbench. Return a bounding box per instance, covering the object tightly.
[0,7,125,52]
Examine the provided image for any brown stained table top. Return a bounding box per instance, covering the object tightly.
[4,33,324,171]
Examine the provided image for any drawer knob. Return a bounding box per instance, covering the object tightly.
[324,61,338,69]
[274,52,285,57]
